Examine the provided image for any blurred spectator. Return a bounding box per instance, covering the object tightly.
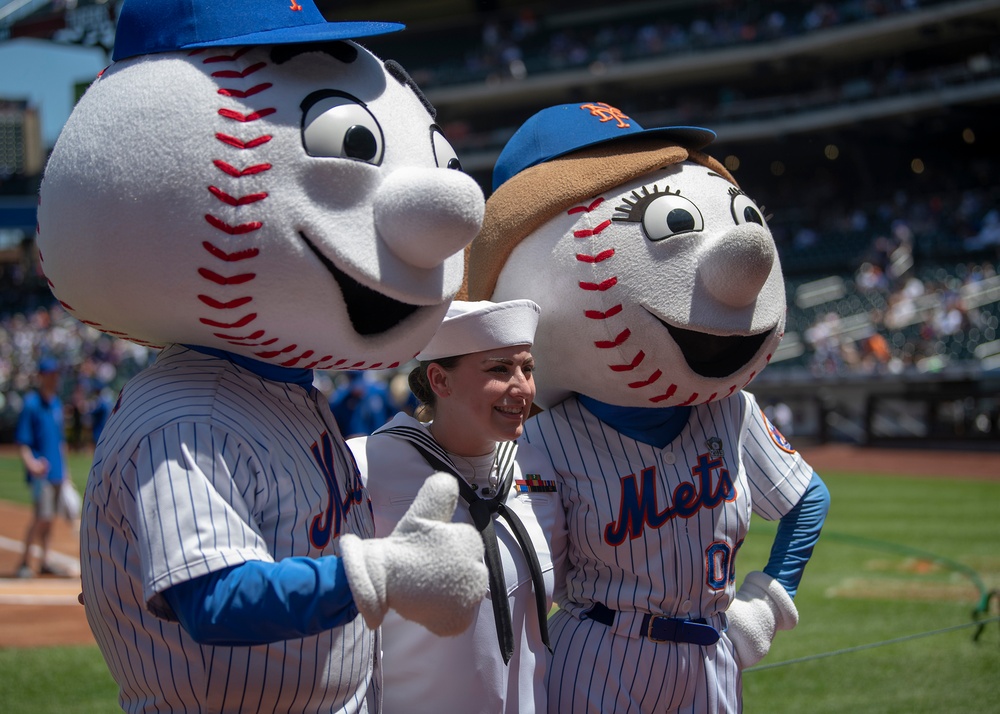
[14,357,73,578]
[805,312,848,375]
[965,208,1000,251]
[856,262,889,293]
[858,332,894,374]
[930,291,967,337]
[90,387,114,444]
[329,371,396,438]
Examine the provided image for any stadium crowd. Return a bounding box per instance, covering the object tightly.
[403,0,933,89]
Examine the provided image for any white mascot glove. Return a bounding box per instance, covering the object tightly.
[340,473,488,637]
[726,571,799,669]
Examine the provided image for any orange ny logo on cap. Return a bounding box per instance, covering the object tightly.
[580,102,631,129]
[290,0,303,10]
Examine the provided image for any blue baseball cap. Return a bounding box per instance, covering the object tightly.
[112,0,405,62]
[492,102,716,191]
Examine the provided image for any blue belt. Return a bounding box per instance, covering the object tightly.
[584,602,721,646]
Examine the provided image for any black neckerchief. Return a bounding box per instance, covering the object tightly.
[376,423,551,664]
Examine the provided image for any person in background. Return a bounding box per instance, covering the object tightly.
[349,300,568,714]
[15,357,72,578]
[329,371,396,438]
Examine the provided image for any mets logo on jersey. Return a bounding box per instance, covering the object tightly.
[761,409,796,454]
[515,476,557,494]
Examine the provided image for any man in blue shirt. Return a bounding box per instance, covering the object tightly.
[15,357,72,578]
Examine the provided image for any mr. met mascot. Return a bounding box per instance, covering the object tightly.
[466,102,831,713]
[36,1,488,711]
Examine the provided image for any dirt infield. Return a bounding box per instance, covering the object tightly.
[1,443,998,649]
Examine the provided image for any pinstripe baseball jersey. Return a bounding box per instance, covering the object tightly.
[81,345,378,714]
[523,391,813,713]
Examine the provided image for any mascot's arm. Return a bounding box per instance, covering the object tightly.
[764,471,831,597]
[163,557,356,646]
[727,471,830,668]
[164,473,487,645]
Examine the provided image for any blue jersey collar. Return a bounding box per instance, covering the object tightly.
[577,394,691,449]
[184,345,316,391]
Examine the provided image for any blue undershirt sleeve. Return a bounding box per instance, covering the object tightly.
[162,556,358,646]
[763,471,830,599]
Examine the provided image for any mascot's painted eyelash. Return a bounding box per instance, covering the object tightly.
[612,184,680,222]
[613,184,705,241]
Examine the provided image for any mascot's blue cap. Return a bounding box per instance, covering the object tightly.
[112,0,404,62]
[492,102,716,191]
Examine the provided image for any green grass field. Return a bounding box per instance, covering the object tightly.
[1,453,997,713]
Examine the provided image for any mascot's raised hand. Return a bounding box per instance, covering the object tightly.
[36,1,486,711]
[466,102,830,714]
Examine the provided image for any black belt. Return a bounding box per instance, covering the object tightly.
[584,602,721,646]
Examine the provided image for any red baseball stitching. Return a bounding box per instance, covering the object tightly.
[609,350,644,372]
[200,313,258,329]
[198,295,253,309]
[198,268,256,285]
[579,277,617,291]
[214,160,272,177]
[218,107,277,123]
[205,214,263,235]
[215,134,272,150]
[211,63,267,79]
[203,48,253,64]
[256,344,299,359]
[576,249,614,264]
[594,329,630,349]
[649,384,678,403]
[201,241,260,263]
[199,48,271,351]
[568,198,661,398]
[585,305,623,320]
[208,186,268,206]
[213,330,266,341]
[628,369,661,389]
[218,83,273,99]
[573,220,611,239]
[567,198,604,214]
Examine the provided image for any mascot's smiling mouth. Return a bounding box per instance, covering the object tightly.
[652,313,770,379]
[301,232,420,336]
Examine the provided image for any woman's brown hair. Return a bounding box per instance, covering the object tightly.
[407,355,461,421]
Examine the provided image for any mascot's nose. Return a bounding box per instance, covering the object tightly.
[374,168,485,269]
[698,224,777,308]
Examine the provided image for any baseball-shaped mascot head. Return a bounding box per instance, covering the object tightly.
[37,0,484,371]
[467,102,784,407]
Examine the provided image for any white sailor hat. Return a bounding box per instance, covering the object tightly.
[416,300,541,362]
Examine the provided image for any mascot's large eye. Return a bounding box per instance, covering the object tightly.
[731,191,765,226]
[301,91,385,165]
[431,126,463,171]
[614,186,704,242]
[616,190,704,242]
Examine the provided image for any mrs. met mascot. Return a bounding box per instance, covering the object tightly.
[466,102,831,713]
